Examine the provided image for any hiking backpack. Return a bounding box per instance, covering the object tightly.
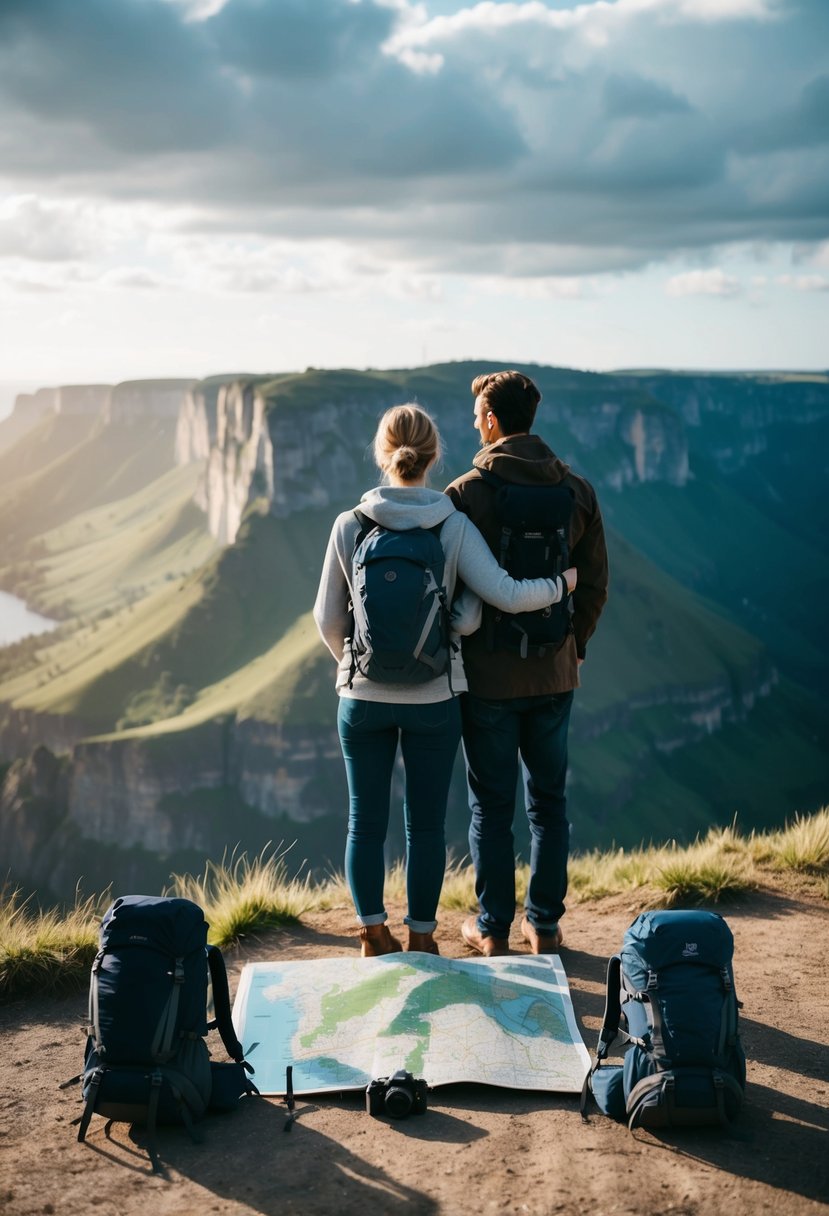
[62,895,257,1172]
[477,468,574,658]
[348,509,450,684]
[582,909,746,1131]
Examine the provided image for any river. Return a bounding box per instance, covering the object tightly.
[0,590,57,646]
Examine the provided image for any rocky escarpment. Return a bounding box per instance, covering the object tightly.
[0,387,61,455]
[5,377,199,440]
[176,369,691,545]
[0,657,782,901]
[628,373,829,472]
[55,384,112,416]
[106,379,196,424]
[180,379,276,544]
[0,706,86,763]
[0,717,350,900]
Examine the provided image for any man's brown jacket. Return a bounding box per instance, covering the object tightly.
[445,433,609,698]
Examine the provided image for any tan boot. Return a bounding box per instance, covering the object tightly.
[520,915,563,954]
[359,923,403,958]
[461,915,509,957]
[407,930,440,955]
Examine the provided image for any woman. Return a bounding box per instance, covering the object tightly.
[313,404,576,957]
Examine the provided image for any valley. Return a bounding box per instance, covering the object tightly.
[1,364,827,902]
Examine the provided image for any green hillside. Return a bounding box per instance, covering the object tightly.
[0,415,178,563]
[0,503,332,733]
[11,464,216,619]
[602,457,829,691]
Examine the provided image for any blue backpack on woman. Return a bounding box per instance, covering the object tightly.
[581,909,746,1130]
[348,510,450,685]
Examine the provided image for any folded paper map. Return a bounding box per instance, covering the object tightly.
[232,953,590,1095]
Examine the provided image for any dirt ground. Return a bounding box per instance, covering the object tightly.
[1,885,828,1216]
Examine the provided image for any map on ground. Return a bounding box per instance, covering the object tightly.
[232,953,590,1095]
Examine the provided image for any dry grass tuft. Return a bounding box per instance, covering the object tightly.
[168,844,312,949]
[2,807,827,1001]
[0,887,101,999]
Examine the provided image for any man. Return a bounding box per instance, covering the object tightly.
[445,370,608,956]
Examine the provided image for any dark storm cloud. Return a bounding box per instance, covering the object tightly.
[0,0,827,275]
[602,74,694,121]
[736,74,829,154]
[207,0,396,78]
[0,0,238,153]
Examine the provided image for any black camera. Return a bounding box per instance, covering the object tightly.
[365,1070,428,1119]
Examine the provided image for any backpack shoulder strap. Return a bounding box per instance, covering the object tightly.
[597,955,623,1059]
[580,955,623,1118]
[207,946,246,1066]
[352,509,375,548]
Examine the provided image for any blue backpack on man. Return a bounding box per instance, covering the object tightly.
[476,468,574,658]
[582,909,746,1130]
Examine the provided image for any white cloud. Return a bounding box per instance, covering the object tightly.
[0,196,99,262]
[665,268,742,296]
[386,0,778,59]
[803,241,829,270]
[0,0,825,294]
[100,267,170,290]
[777,273,829,292]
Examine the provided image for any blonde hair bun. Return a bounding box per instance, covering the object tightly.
[374,404,441,482]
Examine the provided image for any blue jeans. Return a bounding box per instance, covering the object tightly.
[337,697,462,932]
[462,690,574,940]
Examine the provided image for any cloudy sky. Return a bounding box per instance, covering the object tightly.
[1,0,827,386]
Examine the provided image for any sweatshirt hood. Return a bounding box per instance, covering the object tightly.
[359,485,455,530]
[473,433,570,485]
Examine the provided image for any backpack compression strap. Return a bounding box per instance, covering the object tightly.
[206,946,249,1067]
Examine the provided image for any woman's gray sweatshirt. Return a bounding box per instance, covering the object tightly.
[312,485,565,703]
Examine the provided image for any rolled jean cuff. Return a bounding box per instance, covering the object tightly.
[356,912,388,927]
[529,918,560,935]
[404,916,438,933]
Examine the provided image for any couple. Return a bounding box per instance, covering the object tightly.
[313,370,608,958]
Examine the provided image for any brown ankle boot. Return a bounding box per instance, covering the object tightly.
[407,930,440,955]
[359,924,403,958]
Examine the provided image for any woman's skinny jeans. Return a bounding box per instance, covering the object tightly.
[337,696,462,933]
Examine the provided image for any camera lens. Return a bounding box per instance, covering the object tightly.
[384,1085,414,1119]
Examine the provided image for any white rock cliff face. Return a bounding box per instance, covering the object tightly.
[622,407,690,486]
[190,382,276,545]
[56,384,112,416]
[107,379,196,424]
[180,379,693,544]
[14,386,59,419]
[178,383,382,543]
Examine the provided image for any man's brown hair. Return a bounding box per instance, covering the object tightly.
[471,370,541,436]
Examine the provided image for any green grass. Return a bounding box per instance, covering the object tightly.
[2,808,826,1002]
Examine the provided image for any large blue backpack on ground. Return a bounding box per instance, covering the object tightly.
[348,509,450,684]
[477,468,574,658]
[582,909,746,1131]
[64,896,257,1172]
